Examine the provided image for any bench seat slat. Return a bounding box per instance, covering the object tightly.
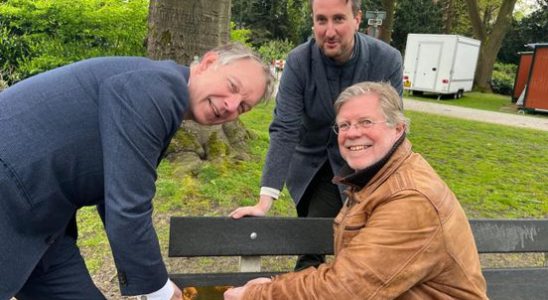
[482,268,548,300]
[170,271,281,288]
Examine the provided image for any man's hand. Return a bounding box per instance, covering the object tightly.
[229,195,273,219]
[170,283,182,300]
[223,277,272,300]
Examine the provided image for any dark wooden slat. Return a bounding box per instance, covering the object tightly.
[169,217,334,257]
[169,217,548,256]
[170,272,281,288]
[483,268,548,300]
[171,268,548,299]
[470,219,548,253]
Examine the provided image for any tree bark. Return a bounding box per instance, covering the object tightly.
[378,0,395,44]
[147,0,252,171]
[464,0,518,92]
[147,0,231,64]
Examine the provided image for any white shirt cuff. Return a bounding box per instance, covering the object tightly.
[260,187,280,200]
[140,278,174,300]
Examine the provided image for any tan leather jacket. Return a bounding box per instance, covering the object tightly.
[243,139,488,299]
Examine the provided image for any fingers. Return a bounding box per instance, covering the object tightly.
[223,286,245,300]
[229,206,265,219]
[171,284,183,300]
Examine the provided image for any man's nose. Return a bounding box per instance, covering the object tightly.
[325,22,336,37]
[345,124,362,137]
[224,95,241,113]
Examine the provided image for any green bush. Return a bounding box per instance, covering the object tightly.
[0,0,148,84]
[230,22,252,47]
[491,62,517,95]
[257,39,294,65]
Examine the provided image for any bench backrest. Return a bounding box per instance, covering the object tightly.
[169,217,548,299]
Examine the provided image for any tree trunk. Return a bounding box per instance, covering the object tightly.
[147,0,252,171]
[148,0,231,64]
[464,0,518,92]
[442,0,454,33]
[378,0,395,44]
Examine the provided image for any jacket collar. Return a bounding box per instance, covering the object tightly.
[333,133,410,190]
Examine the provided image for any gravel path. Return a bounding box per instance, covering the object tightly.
[403,98,548,132]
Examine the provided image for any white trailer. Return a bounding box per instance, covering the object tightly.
[403,34,481,99]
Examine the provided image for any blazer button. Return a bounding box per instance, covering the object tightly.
[45,235,56,245]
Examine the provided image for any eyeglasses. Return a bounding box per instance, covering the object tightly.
[332,119,387,134]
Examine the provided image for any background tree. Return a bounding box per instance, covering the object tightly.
[392,0,444,52]
[464,0,519,91]
[498,0,548,64]
[377,0,396,44]
[231,0,293,46]
[147,0,256,172]
[147,0,231,64]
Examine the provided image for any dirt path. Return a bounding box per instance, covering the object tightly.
[403,98,548,132]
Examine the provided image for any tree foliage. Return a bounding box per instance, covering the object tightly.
[231,0,311,46]
[257,39,295,63]
[498,0,548,64]
[0,0,148,84]
[392,0,444,53]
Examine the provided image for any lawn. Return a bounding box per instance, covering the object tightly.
[78,98,547,297]
[405,91,548,117]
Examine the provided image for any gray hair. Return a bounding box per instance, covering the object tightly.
[202,42,275,103]
[334,81,410,133]
[309,0,361,16]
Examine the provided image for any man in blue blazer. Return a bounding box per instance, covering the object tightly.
[230,0,403,270]
[0,43,273,300]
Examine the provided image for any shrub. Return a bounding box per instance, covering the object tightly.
[257,39,294,65]
[491,62,517,95]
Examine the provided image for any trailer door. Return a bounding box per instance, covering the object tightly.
[414,42,442,91]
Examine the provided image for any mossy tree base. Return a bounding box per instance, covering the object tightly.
[165,119,253,175]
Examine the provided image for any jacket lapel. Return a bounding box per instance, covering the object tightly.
[310,44,337,120]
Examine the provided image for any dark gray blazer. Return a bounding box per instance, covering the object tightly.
[0,57,189,297]
[261,33,403,205]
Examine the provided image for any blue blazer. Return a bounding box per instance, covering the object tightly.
[261,33,403,205]
[0,57,189,297]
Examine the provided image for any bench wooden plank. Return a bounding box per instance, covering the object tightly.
[170,217,548,256]
[170,271,280,288]
[482,268,548,300]
[169,217,333,257]
[470,219,548,253]
[172,268,548,299]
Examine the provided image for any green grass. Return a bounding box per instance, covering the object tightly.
[405,91,548,116]
[78,97,548,279]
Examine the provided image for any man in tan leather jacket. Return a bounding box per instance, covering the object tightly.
[224,81,488,300]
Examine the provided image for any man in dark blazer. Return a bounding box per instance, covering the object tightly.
[0,43,273,300]
[230,0,403,270]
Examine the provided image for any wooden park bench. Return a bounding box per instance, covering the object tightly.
[168,217,548,299]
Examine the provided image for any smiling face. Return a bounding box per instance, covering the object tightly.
[312,0,361,63]
[187,52,267,125]
[336,93,404,171]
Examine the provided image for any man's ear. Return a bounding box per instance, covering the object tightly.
[196,51,219,74]
[354,10,362,31]
[395,123,406,137]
